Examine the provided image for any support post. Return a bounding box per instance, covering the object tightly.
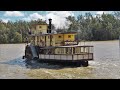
[119,36,120,48]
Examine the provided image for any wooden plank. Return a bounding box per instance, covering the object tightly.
[54,55,61,60]
[41,54,44,59]
[73,55,78,60]
[67,55,72,60]
[78,55,83,59]
[61,55,67,60]
[45,55,49,59]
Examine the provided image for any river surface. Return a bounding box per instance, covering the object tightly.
[0,40,120,79]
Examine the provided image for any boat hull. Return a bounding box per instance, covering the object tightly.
[37,59,89,67]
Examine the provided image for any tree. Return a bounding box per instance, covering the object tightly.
[14,32,22,43]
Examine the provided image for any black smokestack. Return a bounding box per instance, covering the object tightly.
[48,19,52,46]
[49,19,52,28]
[48,18,52,33]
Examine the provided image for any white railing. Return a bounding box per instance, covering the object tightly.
[39,53,93,61]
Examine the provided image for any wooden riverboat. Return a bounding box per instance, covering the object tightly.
[23,19,94,67]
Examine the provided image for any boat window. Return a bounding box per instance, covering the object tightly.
[61,48,64,54]
[39,26,42,28]
[58,35,62,38]
[68,35,71,38]
[80,47,84,53]
[66,47,72,54]
[85,47,89,53]
[75,47,79,54]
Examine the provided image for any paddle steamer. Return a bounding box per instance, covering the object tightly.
[23,19,94,67]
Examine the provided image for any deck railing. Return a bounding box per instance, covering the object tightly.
[39,45,93,61]
[39,53,93,61]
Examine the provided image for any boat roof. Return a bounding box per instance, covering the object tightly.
[28,32,77,37]
[40,45,93,49]
[56,45,93,48]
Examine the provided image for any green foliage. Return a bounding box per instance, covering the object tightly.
[14,32,22,43]
[65,12,120,41]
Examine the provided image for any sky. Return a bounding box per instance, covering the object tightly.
[0,11,113,28]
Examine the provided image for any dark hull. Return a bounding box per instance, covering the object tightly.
[24,57,89,67]
[37,59,89,67]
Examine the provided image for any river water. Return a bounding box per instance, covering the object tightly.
[0,40,120,79]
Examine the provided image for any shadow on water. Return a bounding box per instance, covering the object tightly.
[0,57,80,70]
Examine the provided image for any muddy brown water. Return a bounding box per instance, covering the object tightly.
[0,40,120,79]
